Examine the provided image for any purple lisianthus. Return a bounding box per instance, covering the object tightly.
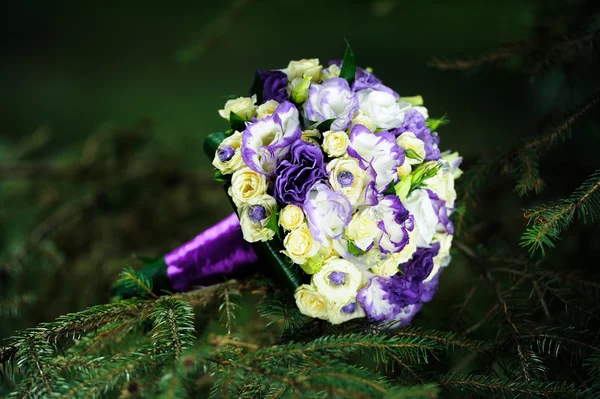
[389,109,441,161]
[241,101,301,176]
[304,182,352,245]
[328,60,398,98]
[258,69,289,103]
[303,78,358,131]
[428,190,454,234]
[356,275,421,324]
[420,268,441,303]
[274,141,327,206]
[347,124,404,192]
[376,195,414,254]
[400,242,440,282]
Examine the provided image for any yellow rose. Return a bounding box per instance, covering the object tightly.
[256,100,279,119]
[279,205,305,231]
[212,131,244,175]
[282,226,320,265]
[351,110,377,132]
[322,130,349,157]
[228,167,268,207]
[218,95,257,120]
[295,284,329,320]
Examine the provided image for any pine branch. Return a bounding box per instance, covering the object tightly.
[117,266,158,299]
[522,169,600,254]
[218,286,240,336]
[150,298,196,359]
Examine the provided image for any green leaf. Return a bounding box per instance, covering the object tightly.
[348,241,366,256]
[426,115,449,131]
[290,74,311,104]
[395,174,412,200]
[249,70,264,104]
[265,209,281,240]
[203,131,229,158]
[315,118,336,132]
[213,170,229,183]
[229,112,248,132]
[384,184,396,196]
[405,148,423,162]
[339,41,356,83]
[399,95,424,106]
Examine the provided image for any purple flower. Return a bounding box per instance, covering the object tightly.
[389,109,441,161]
[274,140,327,206]
[400,242,440,282]
[304,182,352,245]
[356,275,422,324]
[241,101,302,176]
[258,69,289,103]
[327,60,399,98]
[420,268,441,303]
[428,190,454,234]
[303,78,358,131]
[347,124,404,192]
[376,195,414,254]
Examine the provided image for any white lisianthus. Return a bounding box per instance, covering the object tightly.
[228,167,268,207]
[424,161,457,208]
[358,89,405,130]
[282,225,320,265]
[413,106,429,119]
[212,131,244,175]
[397,158,412,177]
[239,194,277,243]
[327,300,366,325]
[345,208,381,251]
[371,231,417,277]
[301,129,321,145]
[322,130,350,157]
[256,100,279,120]
[279,205,305,231]
[294,284,329,320]
[327,158,368,206]
[312,258,363,304]
[403,189,438,248]
[285,58,322,82]
[321,64,341,80]
[218,95,257,120]
[442,151,464,179]
[351,110,377,132]
[397,132,426,165]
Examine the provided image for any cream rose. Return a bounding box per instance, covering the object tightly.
[228,167,268,207]
[321,64,341,80]
[212,131,244,175]
[279,205,305,231]
[350,110,377,132]
[345,209,381,252]
[218,95,257,120]
[312,258,363,304]
[396,132,426,165]
[285,58,322,82]
[327,158,368,206]
[295,284,329,320]
[256,100,279,119]
[327,300,366,325]
[301,129,322,145]
[322,130,349,157]
[282,225,320,265]
[238,194,277,243]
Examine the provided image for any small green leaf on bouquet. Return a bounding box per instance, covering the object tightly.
[203,131,229,158]
[405,148,423,162]
[291,74,311,104]
[265,209,282,239]
[315,118,336,132]
[384,184,396,196]
[426,115,450,131]
[395,174,412,200]
[348,241,366,256]
[229,112,248,132]
[340,40,356,83]
[410,161,442,193]
[399,95,423,106]
[213,170,229,183]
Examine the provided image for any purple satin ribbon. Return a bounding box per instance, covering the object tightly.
[165,213,258,292]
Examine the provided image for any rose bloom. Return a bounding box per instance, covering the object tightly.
[256,100,280,120]
[322,130,349,157]
[285,58,322,82]
[228,167,268,208]
[295,284,329,320]
[212,131,244,175]
[312,258,363,304]
[282,225,320,265]
[279,204,305,231]
[218,95,257,120]
[238,194,277,243]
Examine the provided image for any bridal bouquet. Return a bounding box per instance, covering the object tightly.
[208,47,462,326]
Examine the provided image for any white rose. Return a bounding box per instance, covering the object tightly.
[228,167,268,207]
[424,161,456,208]
[301,129,322,145]
[322,130,349,157]
[218,95,257,120]
[327,300,365,325]
[413,106,429,119]
[396,132,426,165]
[321,64,341,80]
[345,208,381,251]
[285,58,322,82]
[295,284,329,320]
[238,194,277,243]
[256,100,279,119]
[282,225,320,265]
[327,158,369,206]
[358,89,405,130]
[212,131,244,175]
[312,258,363,304]
[279,205,304,231]
[350,110,377,132]
[403,189,438,248]
[371,231,417,277]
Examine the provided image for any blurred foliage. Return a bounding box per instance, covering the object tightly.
[1,0,600,397]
